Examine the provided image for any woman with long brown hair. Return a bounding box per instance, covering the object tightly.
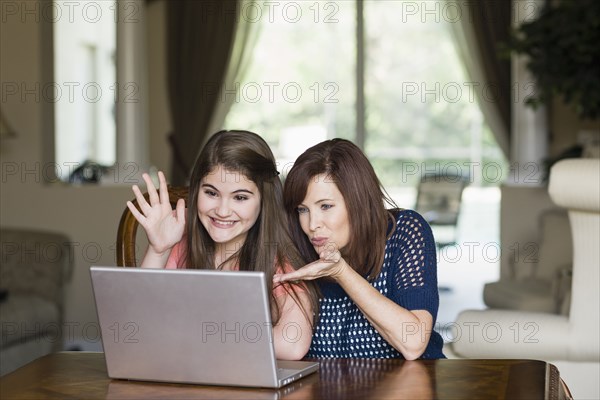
[127,130,318,360]
[276,138,445,360]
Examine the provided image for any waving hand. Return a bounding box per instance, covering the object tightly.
[127,171,186,257]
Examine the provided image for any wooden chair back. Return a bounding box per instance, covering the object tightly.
[116,186,189,267]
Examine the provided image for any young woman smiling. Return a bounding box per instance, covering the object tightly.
[127,130,318,360]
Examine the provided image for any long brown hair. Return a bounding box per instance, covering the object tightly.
[284,139,397,279]
[183,130,318,325]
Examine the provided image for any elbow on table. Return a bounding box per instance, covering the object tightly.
[276,342,310,361]
[274,327,312,360]
[390,338,427,361]
[402,348,425,361]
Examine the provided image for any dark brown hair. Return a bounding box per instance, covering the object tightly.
[183,130,318,325]
[284,139,397,279]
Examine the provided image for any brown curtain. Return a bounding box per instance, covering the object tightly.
[167,0,238,185]
[449,0,512,158]
[470,0,512,144]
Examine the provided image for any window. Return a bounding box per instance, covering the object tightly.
[53,0,116,180]
[50,0,148,183]
[363,0,506,189]
[223,1,355,173]
[224,0,507,187]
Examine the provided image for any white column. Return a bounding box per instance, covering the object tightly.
[509,0,548,186]
[116,0,149,182]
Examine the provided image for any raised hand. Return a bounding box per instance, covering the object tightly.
[127,171,186,256]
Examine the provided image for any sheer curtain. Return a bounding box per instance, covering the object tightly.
[446,0,512,158]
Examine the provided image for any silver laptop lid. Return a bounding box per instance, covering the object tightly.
[90,266,280,387]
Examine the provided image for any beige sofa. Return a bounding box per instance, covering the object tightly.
[0,228,73,376]
[445,159,600,399]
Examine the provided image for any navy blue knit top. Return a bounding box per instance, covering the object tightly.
[307,209,445,359]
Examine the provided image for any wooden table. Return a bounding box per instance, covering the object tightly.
[0,352,567,399]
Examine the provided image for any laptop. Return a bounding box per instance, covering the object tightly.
[90,266,319,388]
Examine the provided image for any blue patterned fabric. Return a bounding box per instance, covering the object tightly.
[307,209,445,359]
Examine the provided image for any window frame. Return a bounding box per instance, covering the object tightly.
[42,0,149,185]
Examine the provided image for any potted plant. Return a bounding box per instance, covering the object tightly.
[507,0,600,120]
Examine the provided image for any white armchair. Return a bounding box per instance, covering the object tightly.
[445,158,600,399]
[482,208,572,314]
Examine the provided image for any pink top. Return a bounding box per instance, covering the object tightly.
[165,238,300,298]
[165,239,186,270]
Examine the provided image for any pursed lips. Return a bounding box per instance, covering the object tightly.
[311,237,328,246]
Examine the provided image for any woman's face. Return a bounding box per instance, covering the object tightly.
[296,174,351,255]
[197,165,261,253]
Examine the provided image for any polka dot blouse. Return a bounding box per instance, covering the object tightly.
[307,209,445,359]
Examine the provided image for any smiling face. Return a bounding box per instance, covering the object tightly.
[197,165,261,255]
[297,174,351,256]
